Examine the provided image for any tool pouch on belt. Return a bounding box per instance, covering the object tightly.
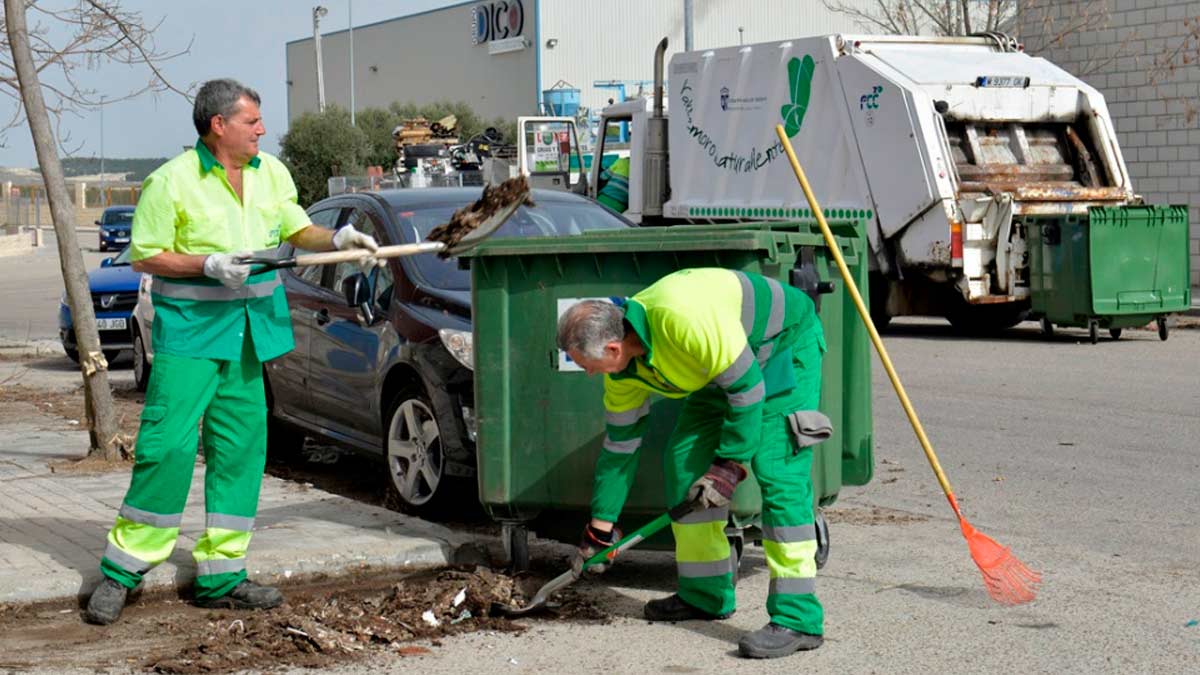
[787,410,833,455]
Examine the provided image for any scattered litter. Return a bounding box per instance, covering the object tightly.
[68,420,78,425]
[1186,619,1198,628]
[1057,441,1075,446]
[284,569,294,578]
[451,609,473,625]
[421,610,440,627]
[453,588,467,607]
[397,645,431,656]
[508,658,519,665]
[228,619,245,634]
[993,476,1005,482]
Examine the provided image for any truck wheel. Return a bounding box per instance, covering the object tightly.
[1157,317,1169,341]
[1088,320,1099,344]
[1040,317,1054,337]
[502,522,530,573]
[1108,327,1122,340]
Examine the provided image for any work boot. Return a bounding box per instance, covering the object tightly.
[738,622,823,659]
[643,593,732,622]
[194,579,284,610]
[84,577,129,625]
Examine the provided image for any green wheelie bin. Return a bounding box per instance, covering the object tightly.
[1027,205,1191,343]
[466,219,875,568]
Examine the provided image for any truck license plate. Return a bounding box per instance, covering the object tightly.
[96,318,127,330]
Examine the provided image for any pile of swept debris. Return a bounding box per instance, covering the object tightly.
[144,566,605,674]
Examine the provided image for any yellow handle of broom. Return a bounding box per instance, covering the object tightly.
[774,125,958,509]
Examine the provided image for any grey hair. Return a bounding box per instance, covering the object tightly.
[557,300,626,360]
[193,79,261,136]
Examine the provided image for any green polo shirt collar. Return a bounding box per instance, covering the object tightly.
[195,138,261,173]
[620,298,653,374]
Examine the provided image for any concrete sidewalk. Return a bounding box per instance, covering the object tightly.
[0,408,468,605]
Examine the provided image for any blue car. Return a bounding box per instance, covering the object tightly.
[95,205,135,252]
[58,246,141,363]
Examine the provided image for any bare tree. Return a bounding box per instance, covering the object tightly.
[3,0,189,460]
[824,0,1125,76]
[0,0,191,150]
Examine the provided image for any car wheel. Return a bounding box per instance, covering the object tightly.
[132,328,151,392]
[384,388,457,513]
[64,346,79,363]
[102,349,120,365]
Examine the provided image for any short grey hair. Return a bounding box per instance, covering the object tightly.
[193,79,261,136]
[557,300,626,360]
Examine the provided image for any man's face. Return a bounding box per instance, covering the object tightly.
[568,341,632,376]
[212,96,265,163]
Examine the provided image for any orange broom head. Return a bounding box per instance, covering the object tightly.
[959,517,1041,605]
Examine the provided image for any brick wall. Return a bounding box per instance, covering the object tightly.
[1021,0,1200,286]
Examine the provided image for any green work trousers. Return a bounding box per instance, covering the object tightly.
[99,334,267,600]
[665,340,824,635]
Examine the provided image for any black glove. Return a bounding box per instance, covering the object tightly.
[572,523,622,575]
[687,458,748,509]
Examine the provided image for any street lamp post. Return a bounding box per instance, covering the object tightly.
[99,96,105,207]
[349,0,355,126]
[313,5,328,113]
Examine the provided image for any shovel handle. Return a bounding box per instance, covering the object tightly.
[582,500,704,570]
[236,242,447,271]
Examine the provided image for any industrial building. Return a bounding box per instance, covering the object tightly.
[285,0,874,128]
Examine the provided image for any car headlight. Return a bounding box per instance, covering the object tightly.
[438,328,474,371]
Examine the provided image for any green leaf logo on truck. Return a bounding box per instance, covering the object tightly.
[781,55,815,137]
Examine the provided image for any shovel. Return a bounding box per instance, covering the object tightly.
[235,177,530,270]
[492,499,702,617]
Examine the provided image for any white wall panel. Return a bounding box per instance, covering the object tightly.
[287,2,538,124]
[538,0,874,118]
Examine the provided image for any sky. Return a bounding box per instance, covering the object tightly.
[0,0,459,168]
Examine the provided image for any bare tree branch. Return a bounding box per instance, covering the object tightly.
[0,0,192,146]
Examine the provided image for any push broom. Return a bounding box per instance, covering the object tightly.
[774,125,1041,605]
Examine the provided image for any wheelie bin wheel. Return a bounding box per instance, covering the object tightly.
[1109,327,1122,340]
[814,509,830,570]
[1157,317,1169,341]
[1088,319,1099,344]
[1040,317,1054,337]
[727,531,745,587]
[502,522,530,573]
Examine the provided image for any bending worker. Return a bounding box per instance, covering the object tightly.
[85,79,381,625]
[557,267,829,659]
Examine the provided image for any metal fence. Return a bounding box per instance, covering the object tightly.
[328,171,486,197]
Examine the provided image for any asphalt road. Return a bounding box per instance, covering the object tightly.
[0,230,109,344]
[327,319,1199,674]
[3,241,1198,672]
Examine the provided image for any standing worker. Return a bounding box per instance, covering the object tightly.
[85,79,381,625]
[557,267,830,659]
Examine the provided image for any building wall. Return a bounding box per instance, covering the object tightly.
[286,1,539,124]
[1020,0,1200,285]
[538,0,870,117]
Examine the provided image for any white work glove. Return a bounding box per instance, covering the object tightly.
[203,251,254,290]
[332,226,383,270]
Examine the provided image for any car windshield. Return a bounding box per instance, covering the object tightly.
[104,211,134,226]
[394,200,628,290]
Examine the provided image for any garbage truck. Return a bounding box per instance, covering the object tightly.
[517,34,1186,331]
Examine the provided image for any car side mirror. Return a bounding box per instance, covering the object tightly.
[94,220,101,226]
[341,273,376,324]
[100,257,113,268]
